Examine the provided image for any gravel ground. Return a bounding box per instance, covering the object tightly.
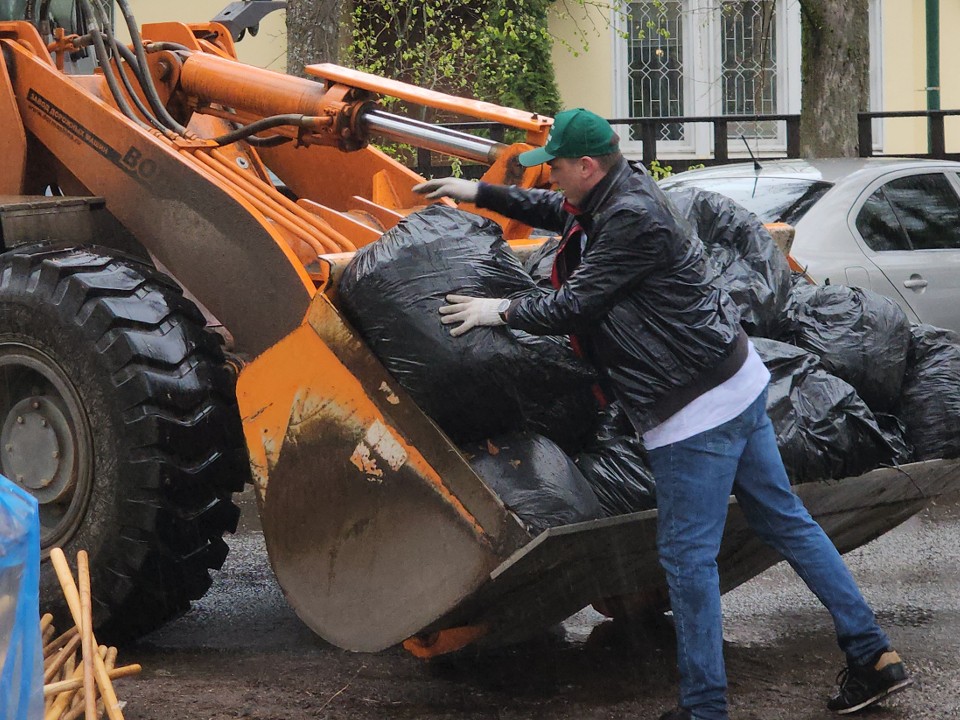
[116,492,960,719]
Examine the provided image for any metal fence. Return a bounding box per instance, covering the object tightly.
[857,109,960,161]
[413,110,960,178]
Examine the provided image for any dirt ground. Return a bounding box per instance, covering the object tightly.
[116,493,960,720]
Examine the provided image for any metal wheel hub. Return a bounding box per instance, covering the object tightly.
[1,395,75,504]
[0,343,93,547]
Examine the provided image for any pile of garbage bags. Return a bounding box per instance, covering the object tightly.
[896,324,960,460]
[669,188,960,477]
[668,187,792,338]
[340,194,960,535]
[753,338,911,482]
[339,206,598,453]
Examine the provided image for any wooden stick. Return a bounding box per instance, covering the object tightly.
[49,549,124,720]
[68,646,109,720]
[44,665,141,697]
[78,551,97,720]
[94,647,118,720]
[43,633,81,682]
[45,691,74,720]
[41,614,55,645]
[43,626,79,658]
[64,652,77,685]
[44,662,83,720]
[66,647,107,720]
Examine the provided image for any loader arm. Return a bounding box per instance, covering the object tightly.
[0,17,552,354]
[1,27,314,355]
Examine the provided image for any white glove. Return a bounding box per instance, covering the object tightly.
[439,294,507,337]
[412,178,479,203]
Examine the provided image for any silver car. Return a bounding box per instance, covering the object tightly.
[660,158,960,333]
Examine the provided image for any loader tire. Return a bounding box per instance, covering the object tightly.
[0,245,248,642]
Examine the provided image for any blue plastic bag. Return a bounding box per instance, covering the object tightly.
[0,476,43,720]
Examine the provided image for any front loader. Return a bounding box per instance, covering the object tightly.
[0,0,957,657]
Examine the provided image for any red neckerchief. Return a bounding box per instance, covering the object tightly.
[551,199,608,408]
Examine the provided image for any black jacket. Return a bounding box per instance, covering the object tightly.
[475,158,747,433]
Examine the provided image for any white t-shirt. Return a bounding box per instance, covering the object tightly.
[641,341,771,450]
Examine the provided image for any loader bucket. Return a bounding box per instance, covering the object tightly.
[237,263,960,655]
[236,290,530,652]
[407,457,960,653]
[238,273,960,655]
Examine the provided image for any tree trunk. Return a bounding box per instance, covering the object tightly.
[799,0,870,158]
[286,0,351,77]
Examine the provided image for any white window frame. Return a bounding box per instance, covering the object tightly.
[612,0,882,159]
[869,0,884,152]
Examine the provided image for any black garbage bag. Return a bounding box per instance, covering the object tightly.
[754,338,906,482]
[575,403,656,516]
[896,324,960,460]
[874,413,913,463]
[462,433,603,535]
[523,236,561,290]
[338,205,598,448]
[783,284,910,413]
[666,187,792,338]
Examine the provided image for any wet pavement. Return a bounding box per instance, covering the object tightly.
[120,491,960,719]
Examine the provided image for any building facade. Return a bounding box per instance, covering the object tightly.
[550,0,960,158]
[127,1,958,158]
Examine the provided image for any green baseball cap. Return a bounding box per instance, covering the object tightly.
[518,108,619,167]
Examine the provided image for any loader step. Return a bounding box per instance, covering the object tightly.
[0,195,108,248]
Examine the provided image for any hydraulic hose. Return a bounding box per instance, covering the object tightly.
[144,42,194,54]
[210,114,329,147]
[76,0,151,131]
[114,0,189,135]
[112,41,143,78]
[89,0,169,135]
[241,133,293,148]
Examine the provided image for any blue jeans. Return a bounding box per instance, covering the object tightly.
[646,389,890,720]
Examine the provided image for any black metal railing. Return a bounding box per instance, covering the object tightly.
[858,109,960,160]
[607,113,802,168]
[413,110,960,178]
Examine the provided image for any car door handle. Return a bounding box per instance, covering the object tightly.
[903,277,929,289]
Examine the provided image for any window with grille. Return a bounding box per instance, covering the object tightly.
[720,1,778,139]
[616,1,883,157]
[626,1,685,142]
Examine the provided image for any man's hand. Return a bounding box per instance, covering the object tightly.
[412,178,479,203]
[439,295,507,337]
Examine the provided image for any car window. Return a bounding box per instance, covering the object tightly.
[660,177,831,224]
[855,188,911,251]
[882,173,960,250]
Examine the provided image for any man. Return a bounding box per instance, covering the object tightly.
[413,108,912,720]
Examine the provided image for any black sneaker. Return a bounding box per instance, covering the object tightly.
[658,708,692,720]
[827,649,914,714]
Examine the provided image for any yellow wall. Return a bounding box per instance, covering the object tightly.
[124,0,287,71]
[549,0,960,156]
[121,1,959,155]
[939,0,960,152]
[880,1,926,153]
[548,2,615,116]
[881,0,960,154]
